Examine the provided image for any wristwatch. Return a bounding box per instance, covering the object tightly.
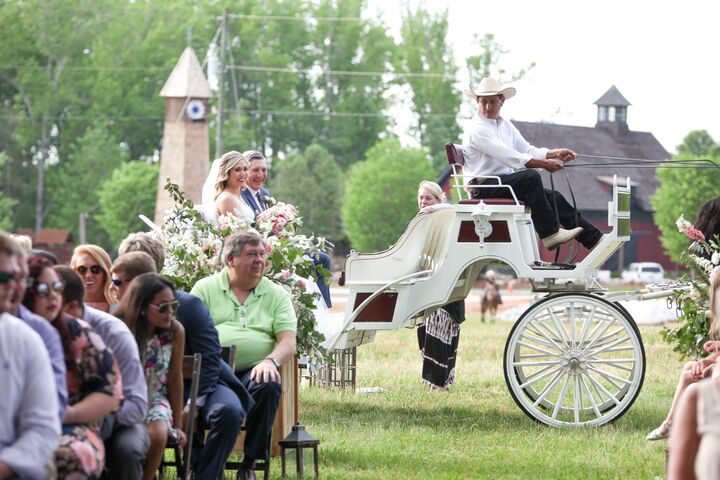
[266,357,281,369]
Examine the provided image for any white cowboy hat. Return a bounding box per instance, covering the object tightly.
[464,77,516,101]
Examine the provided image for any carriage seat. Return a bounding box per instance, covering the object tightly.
[444,143,524,206]
[344,206,455,286]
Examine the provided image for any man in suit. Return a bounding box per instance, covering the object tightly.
[241,150,333,307]
[117,236,254,480]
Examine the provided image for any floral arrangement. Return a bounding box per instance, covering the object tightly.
[256,202,300,236]
[151,181,330,361]
[661,214,720,358]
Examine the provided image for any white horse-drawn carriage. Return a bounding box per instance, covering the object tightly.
[329,143,680,428]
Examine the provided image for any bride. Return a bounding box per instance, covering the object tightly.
[201,151,255,225]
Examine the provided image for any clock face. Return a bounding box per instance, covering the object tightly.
[186,99,206,120]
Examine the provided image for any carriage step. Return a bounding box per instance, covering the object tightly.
[529,261,576,270]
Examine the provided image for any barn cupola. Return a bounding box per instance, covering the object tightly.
[594,85,630,136]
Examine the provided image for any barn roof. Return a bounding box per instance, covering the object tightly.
[16,228,73,245]
[513,121,670,212]
[594,85,631,106]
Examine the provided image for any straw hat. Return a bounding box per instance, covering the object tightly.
[464,77,516,101]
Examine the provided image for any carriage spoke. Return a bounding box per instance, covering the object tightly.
[587,335,631,356]
[589,359,635,372]
[583,317,617,352]
[579,374,602,419]
[517,341,562,357]
[584,370,621,406]
[513,360,560,367]
[535,320,569,351]
[551,374,572,419]
[520,333,558,350]
[524,325,566,352]
[573,374,581,424]
[570,302,577,347]
[532,370,564,407]
[588,366,633,386]
[548,309,571,346]
[577,305,596,347]
[519,365,562,389]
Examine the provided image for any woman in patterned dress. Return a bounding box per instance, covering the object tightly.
[23,255,120,479]
[415,181,466,391]
[114,273,185,480]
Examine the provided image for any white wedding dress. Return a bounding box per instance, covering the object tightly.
[199,158,255,226]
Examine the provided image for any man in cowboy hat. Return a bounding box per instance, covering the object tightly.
[461,78,603,251]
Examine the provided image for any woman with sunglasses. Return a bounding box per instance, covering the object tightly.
[70,245,116,313]
[23,255,120,479]
[114,273,186,480]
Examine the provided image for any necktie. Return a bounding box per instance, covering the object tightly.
[256,192,266,212]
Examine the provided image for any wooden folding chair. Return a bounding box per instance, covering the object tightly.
[160,353,202,480]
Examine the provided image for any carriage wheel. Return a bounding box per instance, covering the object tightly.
[503,293,645,427]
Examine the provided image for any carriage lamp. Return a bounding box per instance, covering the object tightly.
[279,424,320,479]
[471,203,493,246]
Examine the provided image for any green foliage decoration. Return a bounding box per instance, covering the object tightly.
[661,216,720,358]
[342,138,434,251]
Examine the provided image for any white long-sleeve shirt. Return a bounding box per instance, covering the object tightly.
[0,313,60,480]
[461,113,548,177]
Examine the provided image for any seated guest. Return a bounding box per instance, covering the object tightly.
[668,266,720,479]
[71,244,116,312]
[116,239,251,480]
[110,251,157,301]
[6,236,68,423]
[114,273,185,480]
[56,265,149,480]
[191,231,297,480]
[647,242,720,441]
[0,233,60,480]
[242,150,333,307]
[24,255,120,479]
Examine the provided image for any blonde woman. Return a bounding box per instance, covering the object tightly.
[415,181,465,390]
[201,151,255,225]
[668,266,720,479]
[71,244,116,312]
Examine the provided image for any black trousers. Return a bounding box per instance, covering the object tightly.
[235,367,282,464]
[471,170,601,248]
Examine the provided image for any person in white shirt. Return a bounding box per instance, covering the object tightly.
[0,232,60,480]
[461,78,603,251]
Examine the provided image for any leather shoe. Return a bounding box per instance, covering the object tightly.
[237,468,257,480]
[542,227,583,250]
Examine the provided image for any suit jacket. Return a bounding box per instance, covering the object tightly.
[175,291,254,411]
[241,187,271,218]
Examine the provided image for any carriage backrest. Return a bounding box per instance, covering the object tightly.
[344,207,455,283]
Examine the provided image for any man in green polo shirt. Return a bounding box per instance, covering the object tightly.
[191,231,296,480]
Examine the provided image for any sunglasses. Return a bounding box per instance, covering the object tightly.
[111,278,125,287]
[148,300,179,315]
[35,280,65,297]
[76,265,103,275]
[0,270,20,284]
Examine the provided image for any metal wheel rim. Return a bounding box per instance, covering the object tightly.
[504,293,645,427]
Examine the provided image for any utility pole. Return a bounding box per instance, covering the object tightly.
[215,8,227,159]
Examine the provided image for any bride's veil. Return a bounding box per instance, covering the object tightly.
[199,158,221,225]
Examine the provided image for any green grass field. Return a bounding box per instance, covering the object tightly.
[292,317,677,479]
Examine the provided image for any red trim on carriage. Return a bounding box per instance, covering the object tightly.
[353,292,398,322]
[457,220,512,243]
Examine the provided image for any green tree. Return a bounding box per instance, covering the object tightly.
[96,161,159,247]
[0,153,16,231]
[465,33,535,86]
[342,138,434,251]
[396,8,460,170]
[267,144,345,242]
[652,130,720,262]
[46,123,129,245]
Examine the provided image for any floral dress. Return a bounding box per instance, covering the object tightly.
[144,329,175,428]
[55,317,120,479]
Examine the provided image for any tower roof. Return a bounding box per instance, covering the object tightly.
[593,85,631,107]
[160,47,212,99]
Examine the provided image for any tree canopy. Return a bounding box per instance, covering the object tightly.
[342,138,434,251]
[652,130,720,262]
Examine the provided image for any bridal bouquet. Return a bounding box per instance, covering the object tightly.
[256,202,300,236]
[152,181,330,360]
[661,214,720,358]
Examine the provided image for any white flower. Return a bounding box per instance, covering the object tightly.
[712,251,720,266]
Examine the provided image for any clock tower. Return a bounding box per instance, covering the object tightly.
[154,47,212,225]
